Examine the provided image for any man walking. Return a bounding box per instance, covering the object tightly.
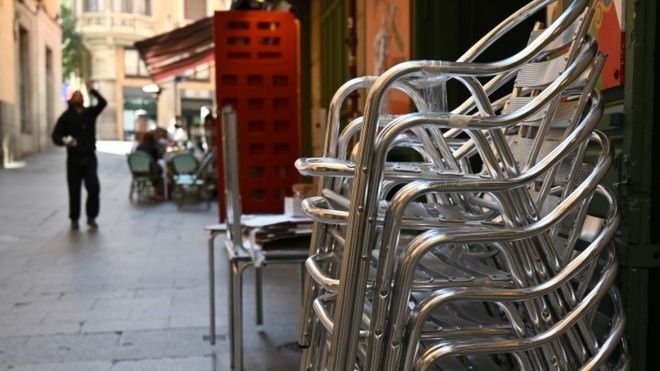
[52,82,107,230]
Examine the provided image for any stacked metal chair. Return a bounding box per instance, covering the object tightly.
[296,0,628,370]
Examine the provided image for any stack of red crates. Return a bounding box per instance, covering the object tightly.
[214,11,301,220]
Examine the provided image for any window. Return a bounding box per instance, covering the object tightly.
[46,47,54,132]
[122,0,132,13]
[83,0,101,12]
[19,27,30,134]
[124,48,149,77]
[184,0,206,20]
[135,0,151,15]
[112,0,149,14]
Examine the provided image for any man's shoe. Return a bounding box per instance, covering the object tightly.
[71,221,80,230]
[87,219,98,229]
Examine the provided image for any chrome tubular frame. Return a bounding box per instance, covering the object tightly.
[295,0,627,370]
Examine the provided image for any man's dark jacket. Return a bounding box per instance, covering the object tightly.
[52,90,107,158]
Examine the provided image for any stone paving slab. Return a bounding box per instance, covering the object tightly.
[3,360,113,371]
[0,144,302,370]
[111,356,217,371]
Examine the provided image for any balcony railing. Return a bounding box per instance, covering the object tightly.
[77,12,155,41]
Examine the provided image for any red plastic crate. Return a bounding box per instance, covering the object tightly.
[214,11,301,221]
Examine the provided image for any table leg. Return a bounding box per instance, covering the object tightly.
[228,257,235,369]
[208,232,216,345]
[256,267,263,325]
[231,259,244,370]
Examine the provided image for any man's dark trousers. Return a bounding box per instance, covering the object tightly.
[67,155,100,222]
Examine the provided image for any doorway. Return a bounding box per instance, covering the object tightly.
[181,98,213,151]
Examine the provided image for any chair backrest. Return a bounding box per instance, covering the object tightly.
[127,150,154,174]
[171,152,198,175]
[194,151,215,179]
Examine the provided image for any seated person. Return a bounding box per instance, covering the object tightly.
[203,113,216,152]
[167,116,188,147]
[131,115,150,152]
[136,132,165,200]
[151,127,172,158]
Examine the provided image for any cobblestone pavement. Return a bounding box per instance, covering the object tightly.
[0,143,302,370]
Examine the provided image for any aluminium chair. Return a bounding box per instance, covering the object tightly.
[127,150,160,202]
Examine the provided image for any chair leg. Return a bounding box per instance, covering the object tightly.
[129,182,134,202]
[137,181,144,202]
[175,186,184,209]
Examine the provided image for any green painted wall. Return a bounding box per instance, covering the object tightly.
[320,0,349,111]
[290,0,312,156]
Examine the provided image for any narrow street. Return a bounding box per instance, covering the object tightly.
[0,143,301,371]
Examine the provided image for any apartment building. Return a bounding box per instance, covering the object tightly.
[74,0,231,140]
[0,0,63,166]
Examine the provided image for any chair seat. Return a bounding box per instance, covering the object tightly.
[173,174,205,185]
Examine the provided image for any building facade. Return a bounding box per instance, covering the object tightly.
[0,0,63,166]
[74,0,231,140]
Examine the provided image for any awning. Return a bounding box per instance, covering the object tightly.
[134,17,214,82]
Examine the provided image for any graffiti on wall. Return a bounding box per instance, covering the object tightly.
[366,0,410,113]
[593,0,624,89]
[558,0,625,89]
